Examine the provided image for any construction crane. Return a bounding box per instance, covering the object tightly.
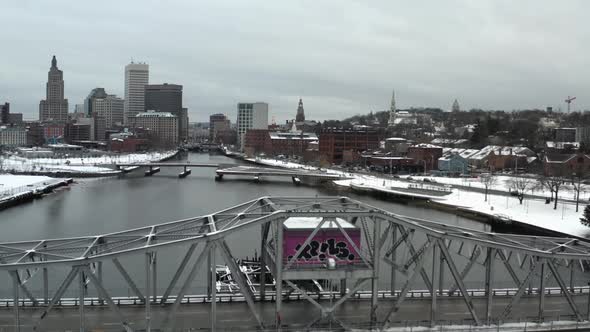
[565,96,576,112]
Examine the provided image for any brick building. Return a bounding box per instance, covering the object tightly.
[42,123,66,143]
[365,156,417,173]
[109,137,149,152]
[64,123,92,142]
[407,144,443,172]
[487,151,530,171]
[319,129,381,165]
[244,129,318,157]
[243,129,271,156]
[128,111,178,147]
[544,153,590,176]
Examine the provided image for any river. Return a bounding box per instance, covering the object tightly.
[0,152,584,298]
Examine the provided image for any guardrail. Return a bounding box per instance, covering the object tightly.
[2,286,588,308]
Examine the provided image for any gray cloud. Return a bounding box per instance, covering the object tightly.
[1,0,589,123]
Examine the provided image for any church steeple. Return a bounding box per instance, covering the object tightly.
[51,55,57,69]
[452,99,460,112]
[295,98,305,122]
[388,89,397,127]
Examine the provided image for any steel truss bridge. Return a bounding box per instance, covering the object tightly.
[1,196,590,331]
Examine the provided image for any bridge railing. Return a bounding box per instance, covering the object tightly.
[2,286,589,308]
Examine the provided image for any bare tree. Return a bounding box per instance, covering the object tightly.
[508,177,534,205]
[571,166,586,213]
[539,175,566,210]
[479,173,497,202]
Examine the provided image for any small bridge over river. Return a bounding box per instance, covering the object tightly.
[114,162,347,182]
[1,196,590,331]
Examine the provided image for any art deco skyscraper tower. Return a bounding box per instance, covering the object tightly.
[39,55,69,123]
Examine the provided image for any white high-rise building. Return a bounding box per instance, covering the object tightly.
[93,95,124,129]
[124,62,149,124]
[236,102,268,150]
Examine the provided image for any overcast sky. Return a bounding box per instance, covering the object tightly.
[1,0,589,123]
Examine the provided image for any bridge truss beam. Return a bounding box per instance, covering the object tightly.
[1,196,590,330]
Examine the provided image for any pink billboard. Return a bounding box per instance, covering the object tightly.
[282,218,361,265]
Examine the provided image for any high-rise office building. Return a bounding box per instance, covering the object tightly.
[124,62,149,124]
[1,103,9,125]
[92,95,124,129]
[209,113,230,142]
[39,56,69,123]
[84,88,107,116]
[144,83,188,141]
[128,110,178,147]
[236,102,268,150]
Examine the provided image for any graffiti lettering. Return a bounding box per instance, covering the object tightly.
[288,239,355,261]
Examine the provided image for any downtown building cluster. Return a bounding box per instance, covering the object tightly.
[0,56,189,151]
[226,90,590,177]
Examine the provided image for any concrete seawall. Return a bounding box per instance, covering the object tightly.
[0,178,73,211]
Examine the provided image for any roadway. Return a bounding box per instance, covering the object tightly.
[216,166,348,180]
[2,294,588,331]
[115,162,220,168]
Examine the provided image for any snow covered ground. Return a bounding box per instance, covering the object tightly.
[0,174,58,198]
[250,157,590,238]
[0,150,177,175]
[338,176,589,238]
[403,174,590,201]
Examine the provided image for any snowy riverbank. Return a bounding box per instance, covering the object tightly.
[0,150,178,176]
[246,157,590,239]
[0,174,72,210]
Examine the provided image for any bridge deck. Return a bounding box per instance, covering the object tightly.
[3,293,588,330]
[115,162,220,167]
[216,166,347,179]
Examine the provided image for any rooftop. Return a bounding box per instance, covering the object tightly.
[469,145,535,160]
[269,132,318,140]
[136,111,177,118]
[47,143,83,149]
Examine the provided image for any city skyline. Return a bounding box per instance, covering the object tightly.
[2,1,590,123]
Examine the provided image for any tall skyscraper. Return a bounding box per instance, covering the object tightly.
[237,102,268,150]
[39,55,69,123]
[84,88,107,116]
[1,103,9,125]
[387,90,397,127]
[144,83,188,141]
[295,98,305,122]
[124,62,149,124]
